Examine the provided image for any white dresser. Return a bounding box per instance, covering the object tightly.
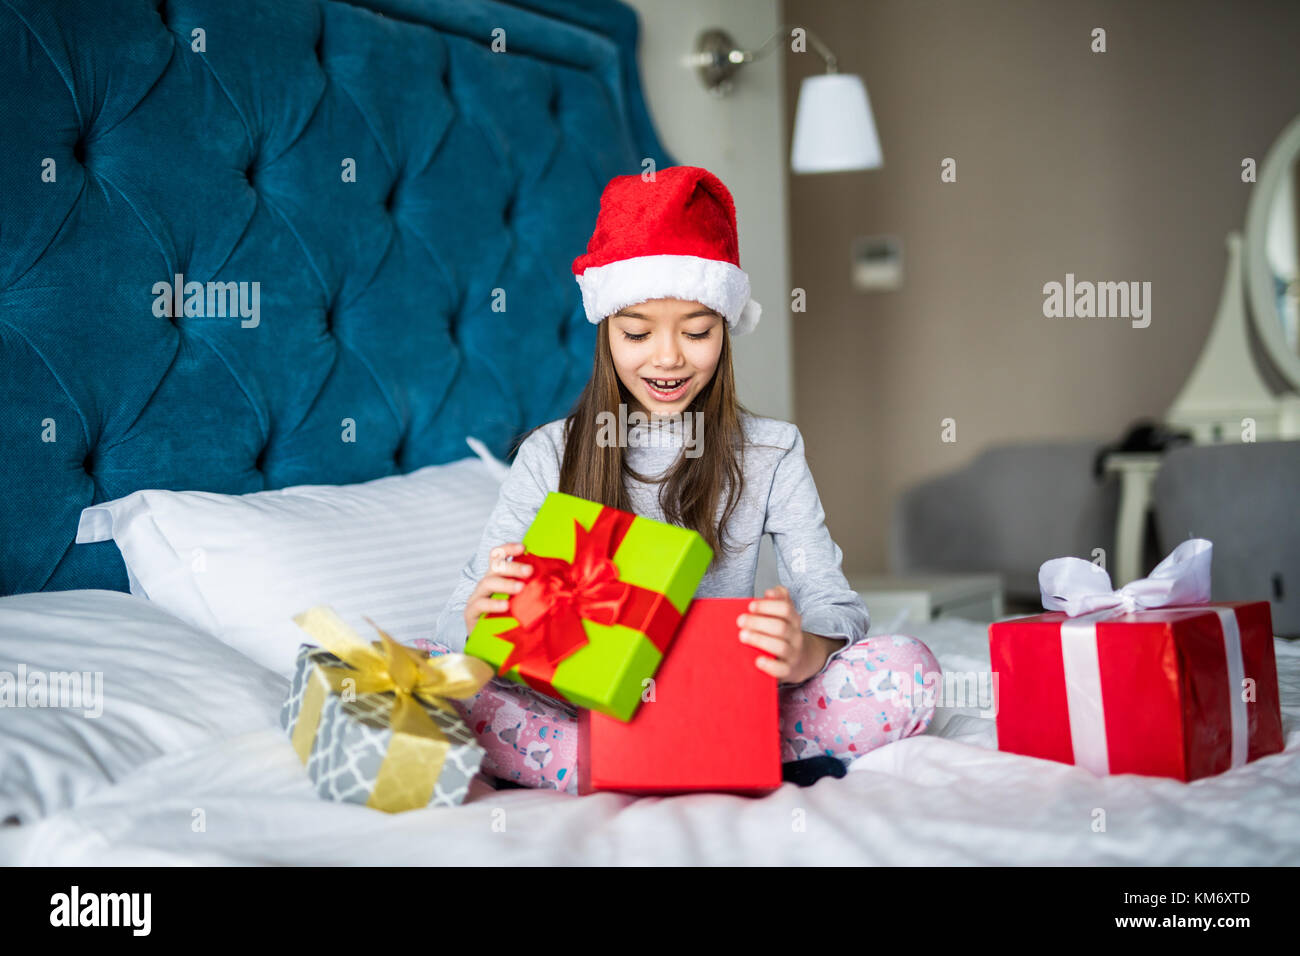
[846,573,1005,629]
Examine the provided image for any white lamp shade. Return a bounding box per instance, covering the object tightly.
[791,73,883,173]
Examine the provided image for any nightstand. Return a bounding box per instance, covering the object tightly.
[846,573,1005,628]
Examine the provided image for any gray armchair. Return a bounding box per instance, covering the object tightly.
[1152,440,1300,637]
[890,441,1120,606]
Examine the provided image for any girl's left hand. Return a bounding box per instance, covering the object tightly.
[737,585,817,685]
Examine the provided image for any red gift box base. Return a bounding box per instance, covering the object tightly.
[988,600,1284,782]
[578,597,782,796]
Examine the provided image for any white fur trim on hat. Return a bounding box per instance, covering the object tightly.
[575,254,762,336]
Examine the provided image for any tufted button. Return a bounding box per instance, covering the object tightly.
[254,446,268,472]
[314,33,324,63]
[322,305,334,333]
[244,161,257,185]
[72,138,87,165]
[384,180,399,212]
[501,194,514,224]
[82,449,95,473]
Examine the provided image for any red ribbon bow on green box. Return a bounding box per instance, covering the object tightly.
[467,492,713,720]
[500,511,634,675]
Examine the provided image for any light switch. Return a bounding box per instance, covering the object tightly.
[851,234,903,291]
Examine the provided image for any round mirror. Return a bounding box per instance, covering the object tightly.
[1244,115,1300,391]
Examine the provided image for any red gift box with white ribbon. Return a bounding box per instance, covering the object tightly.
[988,539,1285,781]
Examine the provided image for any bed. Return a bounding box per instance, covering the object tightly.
[2,597,1297,865]
[2,0,1298,866]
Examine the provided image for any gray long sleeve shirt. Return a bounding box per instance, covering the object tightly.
[433,410,870,690]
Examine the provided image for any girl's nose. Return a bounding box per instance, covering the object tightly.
[653,334,683,367]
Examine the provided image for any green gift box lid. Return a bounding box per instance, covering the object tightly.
[466,491,712,721]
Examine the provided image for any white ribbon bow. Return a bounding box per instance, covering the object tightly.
[1039,538,1213,617]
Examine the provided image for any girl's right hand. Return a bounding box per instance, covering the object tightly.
[463,542,534,637]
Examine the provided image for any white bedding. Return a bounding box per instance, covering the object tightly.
[3,608,1297,866]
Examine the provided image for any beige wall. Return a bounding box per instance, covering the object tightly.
[622,0,793,423]
[623,0,790,592]
[782,0,1300,573]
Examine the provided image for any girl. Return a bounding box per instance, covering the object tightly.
[417,166,940,794]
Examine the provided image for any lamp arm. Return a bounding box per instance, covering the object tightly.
[741,24,839,73]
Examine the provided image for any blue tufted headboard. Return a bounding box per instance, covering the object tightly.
[0,0,676,595]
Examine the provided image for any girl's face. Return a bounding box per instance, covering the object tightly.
[608,298,724,418]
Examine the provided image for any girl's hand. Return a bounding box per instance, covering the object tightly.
[463,542,533,638]
[737,585,822,685]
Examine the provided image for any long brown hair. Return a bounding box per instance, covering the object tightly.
[512,317,750,562]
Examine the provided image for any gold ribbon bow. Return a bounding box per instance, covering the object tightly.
[289,606,495,812]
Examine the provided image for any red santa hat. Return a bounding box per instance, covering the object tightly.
[571,166,762,336]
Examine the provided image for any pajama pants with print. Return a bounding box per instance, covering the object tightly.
[412,633,941,795]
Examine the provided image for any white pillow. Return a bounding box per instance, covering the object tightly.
[0,589,287,825]
[76,445,506,678]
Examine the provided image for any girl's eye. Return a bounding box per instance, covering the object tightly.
[621,330,711,342]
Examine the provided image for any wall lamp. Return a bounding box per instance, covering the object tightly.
[691,25,883,173]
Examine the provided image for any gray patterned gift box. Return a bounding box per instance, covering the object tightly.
[280,635,488,812]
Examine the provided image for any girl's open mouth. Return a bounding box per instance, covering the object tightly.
[642,376,692,401]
